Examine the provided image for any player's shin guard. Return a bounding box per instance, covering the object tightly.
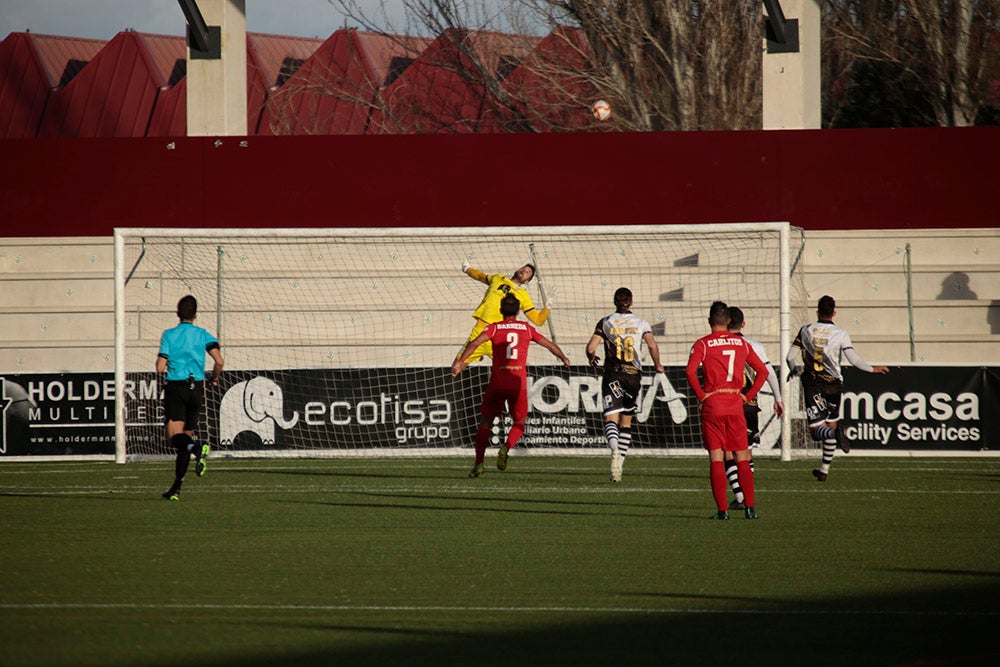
[507,421,525,449]
[710,460,728,512]
[737,460,755,508]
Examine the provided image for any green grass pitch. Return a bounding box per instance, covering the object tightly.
[1,456,998,666]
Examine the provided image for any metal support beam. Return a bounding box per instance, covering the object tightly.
[763,0,800,53]
[178,0,221,60]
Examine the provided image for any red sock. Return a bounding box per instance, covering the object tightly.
[506,421,525,449]
[737,460,755,508]
[474,427,489,464]
[710,460,728,512]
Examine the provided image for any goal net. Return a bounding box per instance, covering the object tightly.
[114,224,807,462]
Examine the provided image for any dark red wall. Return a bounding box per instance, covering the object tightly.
[1,126,996,236]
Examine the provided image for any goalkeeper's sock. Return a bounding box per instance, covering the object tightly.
[603,421,619,453]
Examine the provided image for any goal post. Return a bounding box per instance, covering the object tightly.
[113,224,806,463]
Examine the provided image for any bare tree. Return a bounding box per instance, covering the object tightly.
[313,0,762,133]
[824,0,1000,127]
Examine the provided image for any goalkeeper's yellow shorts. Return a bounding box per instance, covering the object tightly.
[458,318,493,362]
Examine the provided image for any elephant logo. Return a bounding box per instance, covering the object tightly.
[219,376,299,447]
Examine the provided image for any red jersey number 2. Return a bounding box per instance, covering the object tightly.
[506,331,520,359]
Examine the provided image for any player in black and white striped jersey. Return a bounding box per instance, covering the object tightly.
[786,295,889,481]
[724,307,783,509]
[585,287,664,483]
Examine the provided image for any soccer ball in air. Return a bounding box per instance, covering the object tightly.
[591,100,611,122]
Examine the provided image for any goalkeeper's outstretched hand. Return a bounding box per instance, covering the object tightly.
[545,287,559,308]
[461,259,471,274]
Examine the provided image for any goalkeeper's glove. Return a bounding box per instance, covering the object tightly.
[461,259,471,274]
[545,287,559,307]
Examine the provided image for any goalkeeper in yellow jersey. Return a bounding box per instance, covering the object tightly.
[457,260,552,362]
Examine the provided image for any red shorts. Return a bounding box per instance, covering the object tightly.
[482,375,528,421]
[700,413,749,452]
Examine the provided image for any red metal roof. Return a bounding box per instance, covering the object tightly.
[23,33,107,87]
[248,33,323,88]
[258,29,425,135]
[145,33,323,137]
[498,26,604,132]
[37,31,180,137]
[247,33,324,134]
[368,28,541,134]
[145,76,185,137]
[0,26,604,137]
[353,31,432,87]
[0,33,106,138]
[140,33,187,86]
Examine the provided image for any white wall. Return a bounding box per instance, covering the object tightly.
[0,228,997,373]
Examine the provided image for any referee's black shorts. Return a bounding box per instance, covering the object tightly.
[163,379,204,430]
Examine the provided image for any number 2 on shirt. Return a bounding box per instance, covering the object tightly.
[506,332,520,359]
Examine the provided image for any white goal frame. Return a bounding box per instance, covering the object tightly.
[114,223,798,463]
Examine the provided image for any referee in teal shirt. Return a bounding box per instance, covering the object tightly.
[157,295,224,500]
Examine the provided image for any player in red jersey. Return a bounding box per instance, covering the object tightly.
[686,301,769,520]
[452,294,570,478]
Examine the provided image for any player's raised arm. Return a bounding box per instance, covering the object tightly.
[537,336,570,367]
[452,331,490,376]
[523,307,550,326]
[843,346,889,374]
[461,259,489,284]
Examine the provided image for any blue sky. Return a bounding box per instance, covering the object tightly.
[0,1,405,41]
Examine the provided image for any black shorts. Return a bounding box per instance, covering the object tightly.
[163,380,204,431]
[601,366,641,416]
[801,377,842,425]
